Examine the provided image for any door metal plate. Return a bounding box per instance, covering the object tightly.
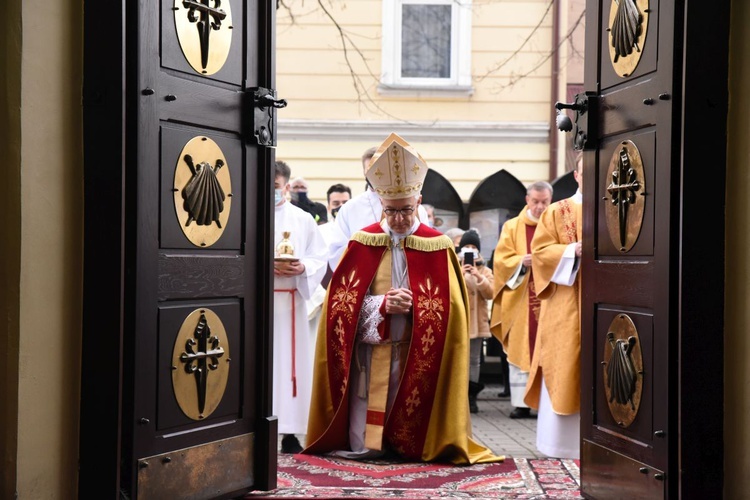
[137,433,254,500]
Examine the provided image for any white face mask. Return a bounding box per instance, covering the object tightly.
[274,188,284,205]
[459,248,479,259]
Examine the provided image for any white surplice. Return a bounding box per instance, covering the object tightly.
[273,201,328,436]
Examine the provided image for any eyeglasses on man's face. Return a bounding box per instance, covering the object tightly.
[383,207,415,217]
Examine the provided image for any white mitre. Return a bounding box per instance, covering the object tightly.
[365,133,428,200]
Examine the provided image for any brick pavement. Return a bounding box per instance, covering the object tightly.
[470,383,541,459]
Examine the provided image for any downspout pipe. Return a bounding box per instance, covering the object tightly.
[549,0,561,181]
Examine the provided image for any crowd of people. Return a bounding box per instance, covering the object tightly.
[272,134,583,463]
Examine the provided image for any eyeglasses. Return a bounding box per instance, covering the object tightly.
[383,207,415,216]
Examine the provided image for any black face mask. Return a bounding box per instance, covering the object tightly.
[331,206,341,219]
[297,191,309,203]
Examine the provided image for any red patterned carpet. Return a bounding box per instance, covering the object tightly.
[246,453,582,499]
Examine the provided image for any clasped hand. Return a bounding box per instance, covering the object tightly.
[386,287,412,315]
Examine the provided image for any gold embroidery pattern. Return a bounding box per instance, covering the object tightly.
[371,146,426,199]
[417,277,445,329]
[392,428,413,455]
[391,146,403,190]
[390,405,422,455]
[329,269,360,322]
[421,325,436,355]
[333,316,348,365]
[559,199,578,244]
[405,387,421,416]
[529,280,541,323]
[331,315,351,396]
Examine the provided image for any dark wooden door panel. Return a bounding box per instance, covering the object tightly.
[583,0,728,497]
[129,0,272,497]
[589,263,653,307]
[596,132,655,258]
[160,1,244,85]
[159,124,244,251]
[156,300,243,435]
[82,0,278,497]
[581,0,675,497]
[598,82,659,139]
[157,73,244,132]
[597,2,658,90]
[157,253,246,300]
[591,306,661,466]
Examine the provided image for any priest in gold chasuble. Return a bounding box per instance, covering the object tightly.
[524,156,584,460]
[303,134,502,464]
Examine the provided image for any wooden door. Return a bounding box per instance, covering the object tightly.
[577,0,728,498]
[81,1,281,498]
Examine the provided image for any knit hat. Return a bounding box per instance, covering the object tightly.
[458,229,481,252]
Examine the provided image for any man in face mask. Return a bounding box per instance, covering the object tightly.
[317,183,352,251]
[290,177,328,225]
[326,183,352,221]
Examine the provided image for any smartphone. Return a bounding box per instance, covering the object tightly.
[464,252,474,266]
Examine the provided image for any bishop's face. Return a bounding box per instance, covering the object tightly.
[382,195,421,235]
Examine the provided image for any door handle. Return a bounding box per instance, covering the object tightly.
[554,92,598,151]
[250,87,287,147]
[257,94,288,109]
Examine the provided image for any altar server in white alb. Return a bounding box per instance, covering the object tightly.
[272,160,328,454]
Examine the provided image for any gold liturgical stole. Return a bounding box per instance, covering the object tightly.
[364,249,394,451]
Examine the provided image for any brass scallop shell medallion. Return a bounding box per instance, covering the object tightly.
[173,136,232,247]
[608,0,649,77]
[171,308,230,420]
[602,314,643,428]
[174,0,233,76]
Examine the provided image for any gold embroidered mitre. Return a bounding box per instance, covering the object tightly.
[366,133,428,200]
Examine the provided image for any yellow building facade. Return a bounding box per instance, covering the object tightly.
[274,0,586,203]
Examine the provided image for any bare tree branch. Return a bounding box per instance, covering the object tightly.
[475,0,555,83]
[277,0,585,114]
[278,0,429,123]
[490,7,587,93]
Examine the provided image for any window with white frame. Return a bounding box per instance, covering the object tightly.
[380,0,473,95]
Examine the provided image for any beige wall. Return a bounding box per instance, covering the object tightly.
[0,0,83,498]
[724,1,750,496]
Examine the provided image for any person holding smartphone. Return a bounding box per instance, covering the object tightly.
[458,229,494,413]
